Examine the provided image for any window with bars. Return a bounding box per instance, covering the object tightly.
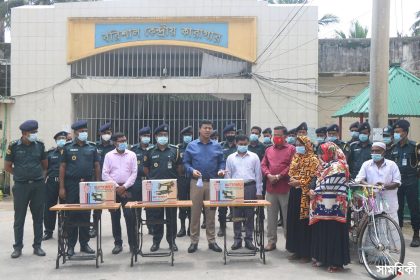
[71,45,252,79]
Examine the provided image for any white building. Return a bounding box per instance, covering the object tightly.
[10,0,318,146]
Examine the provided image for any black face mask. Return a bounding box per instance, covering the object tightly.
[226,135,235,142]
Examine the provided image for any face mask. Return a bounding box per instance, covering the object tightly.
[141,136,151,144]
[286,136,296,144]
[327,136,337,142]
[359,133,368,142]
[273,136,285,146]
[351,131,359,138]
[263,137,271,144]
[316,137,325,144]
[226,135,235,142]
[296,146,306,154]
[383,137,392,145]
[78,132,88,142]
[249,134,259,142]
[237,145,248,153]
[371,153,383,162]
[117,142,127,151]
[393,133,401,143]
[157,136,168,146]
[183,135,192,144]
[56,139,66,147]
[101,134,111,141]
[28,133,38,142]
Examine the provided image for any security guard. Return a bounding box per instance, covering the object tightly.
[262,127,273,149]
[347,121,372,179]
[248,126,266,161]
[391,120,420,247]
[296,122,308,137]
[5,120,47,258]
[286,128,297,145]
[59,120,100,256]
[177,126,193,237]
[144,124,181,252]
[315,126,327,154]
[383,125,395,160]
[42,131,68,241]
[348,121,360,144]
[326,124,349,154]
[218,123,237,237]
[131,126,155,234]
[210,130,219,142]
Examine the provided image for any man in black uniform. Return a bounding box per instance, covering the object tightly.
[286,128,297,145]
[348,121,360,144]
[383,125,394,160]
[262,127,273,148]
[248,126,266,161]
[42,131,68,241]
[59,120,100,256]
[177,126,193,237]
[296,122,308,137]
[131,126,155,234]
[315,126,327,154]
[326,124,349,154]
[347,121,372,179]
[218,123,237,237]
[144,124,181,252]
[5,120,47,258]
[210,130,219,142]
[391,120,420,247]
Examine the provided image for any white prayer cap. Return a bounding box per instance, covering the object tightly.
[372,142,386,150]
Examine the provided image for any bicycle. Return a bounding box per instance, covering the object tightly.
[348,183,405,280]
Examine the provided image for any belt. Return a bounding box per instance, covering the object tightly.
[244,180,256,186]
[65,177,91,182]
[47,176,59,182]
[16,179,43,184]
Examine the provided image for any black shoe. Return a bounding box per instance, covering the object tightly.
[188,243,198,253]
[81,244,95,254]
[33,247,46,257]
[150,243,160,252]
[170,243,178,252]
[209,242,222,252]
[11,248,22,259]
[89,228,97,238]
[217,227,225,237]
[201,222,206,229]
[177,227,186,237]
[112,245,123,254]
[245,240,256,250]
[231,240,242,250]
[67,247,75,257]
[411,235,420,247]
[42,233,53,241]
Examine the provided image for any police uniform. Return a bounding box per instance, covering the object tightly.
[326,124,349,155]
[177,126,193,237]
[144,124,181,248]
[347,122,372,179]
[348,121,360,144]
[61,120,99,251]
[248,140,266,161]
[383,126,395,160]
[314,126,327,154]
[43,131,68,239]
[6,120,47,256]
[390,120,420,241]
[97,122,114,170]
[296,122,308,135]
[210,130,219,142]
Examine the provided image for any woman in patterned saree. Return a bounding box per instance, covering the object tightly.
[286,135,319,262]
[309,142,350,273]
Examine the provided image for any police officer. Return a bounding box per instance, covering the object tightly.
[5,120,47,258]
[144,124,181,252]
[326,124,349,154]
[218,123,237,237]
[130,126,155,234]
[296,122,308,137]
[262,127,273,149]
[286,128,297,145]
[42,131,68,241]
[59,120,100,256]
[347,121,372,179]
[391,120,420,247]
[315,126,327,154]
[383,125,394,160]
[177,126,193,237]
[210,130,219,142]
[248,126,266,161]
[348,121,360,144]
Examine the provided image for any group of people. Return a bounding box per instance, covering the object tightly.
[5,118,420,273]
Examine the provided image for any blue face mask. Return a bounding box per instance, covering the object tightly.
[316,137,325,144]
[327,136,337,142]
[359,133,369,142]
[78,132,88,142]
[383,137,392,145]
[393,133,401,143]
[183,135,192,144]
[56,139,66,147]
[286,136,296,144]
[249,134,259,142]
[118,142,127,151]
[157,136,168,146]
[263,137,271,144]
[28,133,38,142]
[237,145,248,153]
[141,136,150,144]
[351,131,360,138]
[371,153,383,162]
[296,146,306,154]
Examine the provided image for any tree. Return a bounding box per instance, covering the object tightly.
[411,11,420,36]
[318,13,339,27]
[335,20,368,39]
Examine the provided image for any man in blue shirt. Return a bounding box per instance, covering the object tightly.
[183,120,226,253]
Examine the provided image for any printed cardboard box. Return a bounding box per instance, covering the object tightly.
[142,179,177,203]
[210,179,244,202]
[79,181,116,204]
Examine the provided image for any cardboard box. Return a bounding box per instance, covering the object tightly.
[210,179,244,202]
[142,179,177,203]
[79,181,116,204]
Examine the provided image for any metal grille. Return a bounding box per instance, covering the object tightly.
[73,93,251,145]
[71,46,251,78]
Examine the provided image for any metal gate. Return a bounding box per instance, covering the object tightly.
[73,93,251,145]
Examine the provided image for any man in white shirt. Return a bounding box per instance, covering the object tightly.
[355,142,401,223]
[226,135,263,251]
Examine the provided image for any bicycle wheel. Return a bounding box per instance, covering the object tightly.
[358,214,405,280]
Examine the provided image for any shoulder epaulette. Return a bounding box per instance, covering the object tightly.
[169,144,178,149]
[87,141,96,146]
[146,145,155,151]
[130,143,139,150]
[350,141,360,147]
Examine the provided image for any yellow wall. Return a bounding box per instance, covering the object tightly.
[67,17,257,63]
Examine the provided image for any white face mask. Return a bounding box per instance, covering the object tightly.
[101,134,111,141]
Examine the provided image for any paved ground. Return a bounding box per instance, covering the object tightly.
[0,197,418,280]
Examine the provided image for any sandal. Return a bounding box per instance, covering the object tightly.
[312,261,323,267]
[327,266,342,273]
